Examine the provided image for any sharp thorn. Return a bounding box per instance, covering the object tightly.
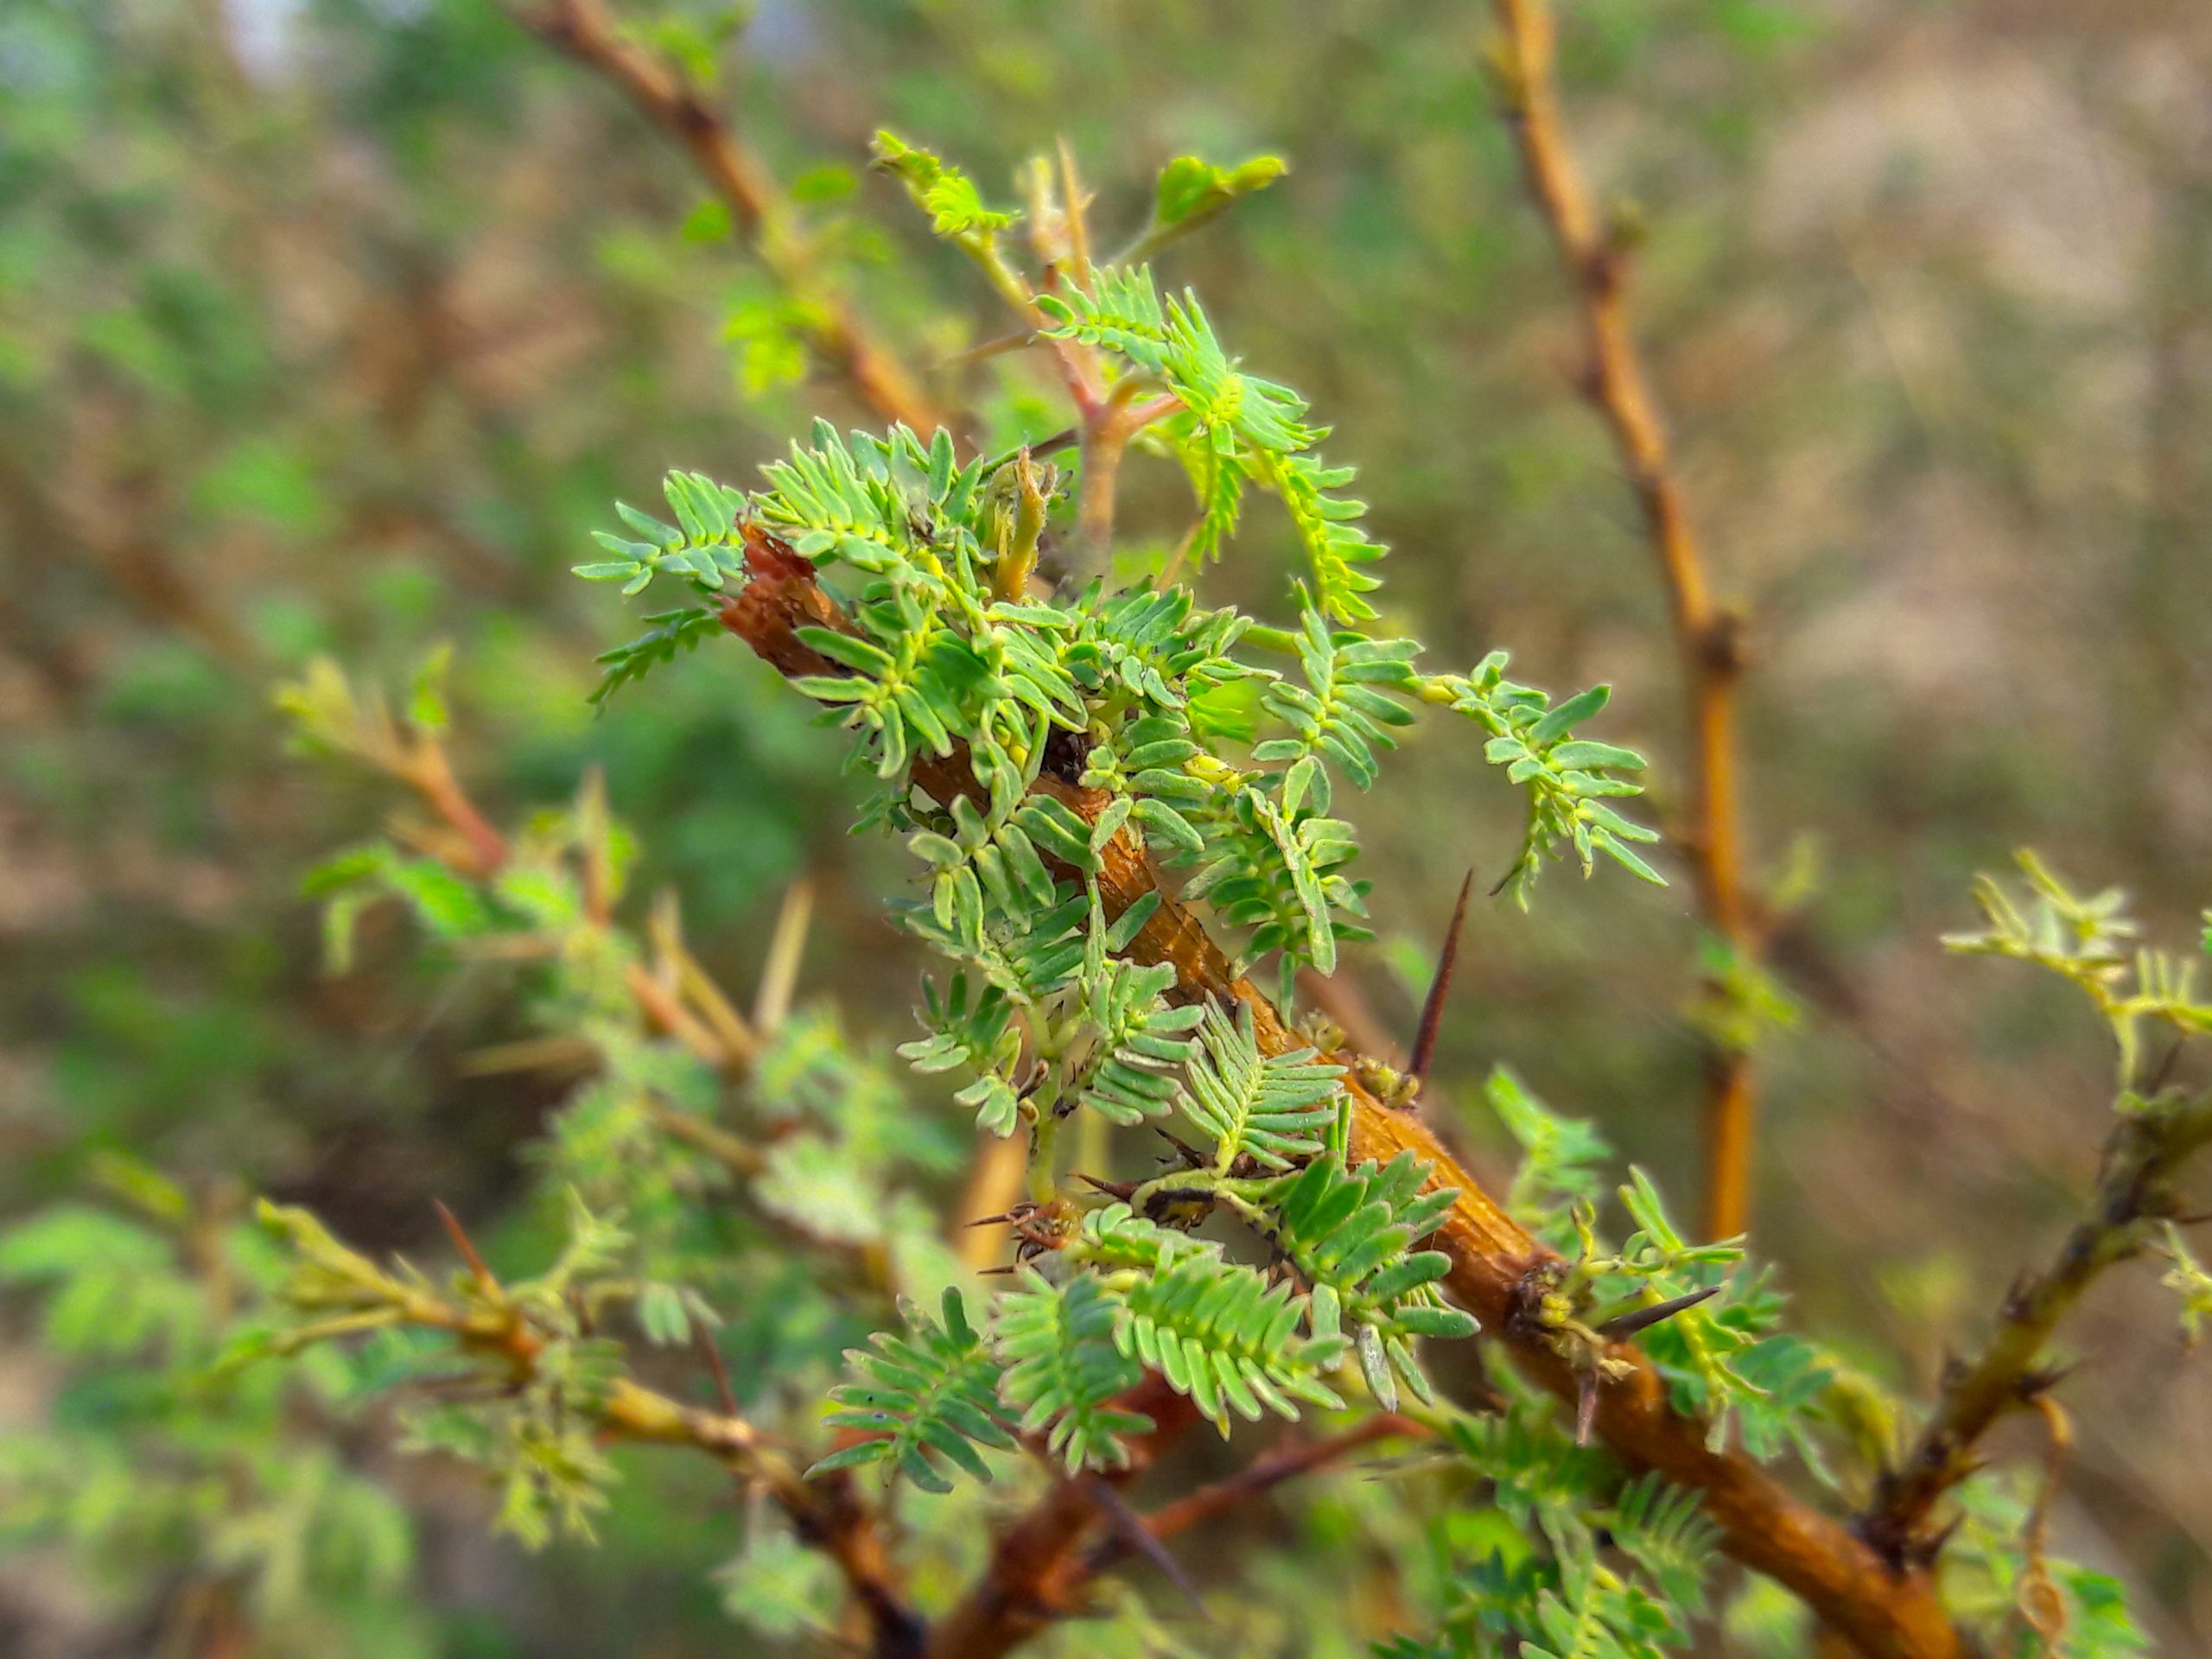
[1596,1284,1722,1339]
[696,1325,741,1420]
[2018,1363,2076,1400]
[1408,870,1475,1082]
[433,1198,498,1293]
[1150,1127,1208,1166]
[1081,1476,1206,1613]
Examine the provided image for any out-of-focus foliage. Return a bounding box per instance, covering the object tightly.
[4,0,2212,1654]
[0,1162,429,1657]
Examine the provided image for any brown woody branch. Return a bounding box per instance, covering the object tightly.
[718,531,1964,1659]
[1861,1088,2212,1569]
[1485,0,1758,1242]
[516,0,946,435]
[616,1385,922,1659]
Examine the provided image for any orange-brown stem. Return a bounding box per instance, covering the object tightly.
[1487,0,1757,1242]
[718,539,1963,1659]
[406,1265,922,1656]
[406,742,511,877]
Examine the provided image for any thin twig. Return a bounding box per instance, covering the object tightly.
[652,890,762,1071]
[2002,1395,2073,1648]
[1485,0,1758,1241]
[403,1261,925,1658]
[516,0,945,435]
[696,1321,742,1420]
[753,878,815,1033]
[404,740,511,876]
[923,1377,1201,1659]
[391,737,755,1085]
[1103,1414,1426,1564]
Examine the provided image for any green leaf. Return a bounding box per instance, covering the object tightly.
[996,1269,1152,1472]
[872,130,1018,240]
[1486,1066,1611,1244]
[1116,1255,1344,1433]
[1149,154,1287,238]
[1176,1000,1343,1172]
[1259,1153,1477,1408]
[812,1289,1013,1494]
[1071,959,1204,1126]
[1436,653,1660,904]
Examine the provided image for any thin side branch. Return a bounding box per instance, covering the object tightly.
[1486,0,1758,1240]
[1862,1088,2212,1567]
[977,1414,1432,1643]
[1113,1414,1427,1557]
[391,736,758,1091]
[399,1249,925,1659]
[352,737,921,1638]
[517,0,945,435]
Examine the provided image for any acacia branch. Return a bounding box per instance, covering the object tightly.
[1486,0,1758,1241]
[517,0,946,435]
[616,1387,923,1659]
[717,532,1964,1659]
[950,1413,1431,1653]
[1862,1088,2212,1568]
[346,732,932,1642]
[384,737,922,1289]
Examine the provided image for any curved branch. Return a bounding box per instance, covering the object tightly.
[1109,1414,1427,1557]
[923,1376,1201,1659]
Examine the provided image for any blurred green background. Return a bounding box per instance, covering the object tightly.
[3,0,2210,1652]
